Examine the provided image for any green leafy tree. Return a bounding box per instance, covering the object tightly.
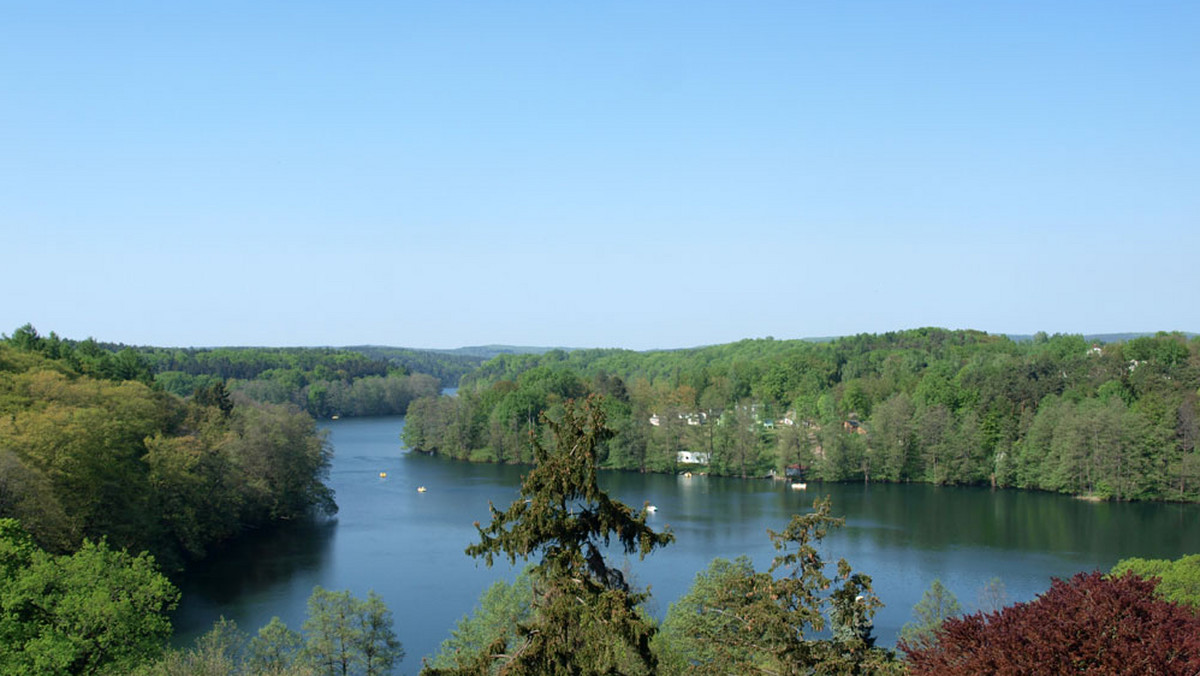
[247,616,306,675]
[193,381,234,417]
[654,556,765,674]
[133,617,246,676]
[303,586,402,676]
[357,591,402,676]
[1111,554,1200,608]
[427,569,534,672]
[0,519,179,675]
[654,498,902,675]
[424,396,674,675]
[0,449,77,553]
[897,578,962,647]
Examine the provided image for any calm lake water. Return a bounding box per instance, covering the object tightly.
[175,416,1200,674]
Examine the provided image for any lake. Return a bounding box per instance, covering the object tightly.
[174,416,1200,674]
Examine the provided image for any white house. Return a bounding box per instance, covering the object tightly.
[676,450,711,465]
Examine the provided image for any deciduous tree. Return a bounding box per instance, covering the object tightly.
[0,519,179,675]
[897,578,961,647]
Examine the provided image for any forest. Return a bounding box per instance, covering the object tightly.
[4,325,1200,674]
[0,330,337,569]
[403,328,1200,503]
[4,325,445,420]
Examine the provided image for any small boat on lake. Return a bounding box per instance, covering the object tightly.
[790,482,807,490]
[417,486,427,493]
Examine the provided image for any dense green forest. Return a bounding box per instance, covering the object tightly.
[3,325,444,420]
[0,332,336,570]
[342,346,485,389]
[421,400,1200,675]
[404,328,1200,502]
[140,344,440,419]
[0,327,413,674]
[4,325,1200,673]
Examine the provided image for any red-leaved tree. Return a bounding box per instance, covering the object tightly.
[901,571,1200,675]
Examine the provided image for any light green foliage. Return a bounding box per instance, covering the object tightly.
[139,590,401,676]
[133,617,245,676]
[1112,554,1200,608]
[304,587,403,676]
[427,569,534,671]
[976,577,1008,614]
[247,616,306,675]
[654,556,765,674]
[0,520,179,675]
[0,339,338,569]
[898,579,962,648]
[655,499,903,675]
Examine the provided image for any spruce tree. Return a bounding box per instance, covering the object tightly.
[424,396,673,675]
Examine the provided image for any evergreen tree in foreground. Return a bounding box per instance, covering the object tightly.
[655,498,904,675]
[423,396,674,675]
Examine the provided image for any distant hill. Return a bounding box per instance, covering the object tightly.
[1004,332,1197,344]
[343,345,579,387]
[424,345,577,359]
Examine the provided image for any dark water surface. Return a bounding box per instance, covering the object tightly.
[175,416,1200,673]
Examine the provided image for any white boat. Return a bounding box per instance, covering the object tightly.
[790,482,807,490]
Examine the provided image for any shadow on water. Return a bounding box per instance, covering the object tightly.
[171,516,336,645]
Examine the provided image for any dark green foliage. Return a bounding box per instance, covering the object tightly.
[193,381,233,417]
[424,396,674,675]
[0,519,179,675]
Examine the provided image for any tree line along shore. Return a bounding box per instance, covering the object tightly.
[3,325,1200,674]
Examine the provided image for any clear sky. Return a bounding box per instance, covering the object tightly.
[4,2,1198,350]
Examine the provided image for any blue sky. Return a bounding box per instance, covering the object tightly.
[4,2,1198,350]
